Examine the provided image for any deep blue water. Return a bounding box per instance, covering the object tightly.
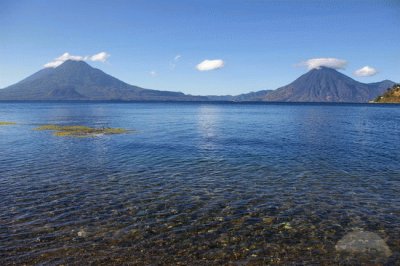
[0,102,399,264]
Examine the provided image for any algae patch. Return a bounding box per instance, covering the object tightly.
[34,124,129,137]
[0,121,16,126]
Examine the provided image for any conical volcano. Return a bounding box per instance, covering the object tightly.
[0,60,204,101]
[260,67,394,103]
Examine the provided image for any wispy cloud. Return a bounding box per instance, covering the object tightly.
[44,52,111,68]
[300,57,347,70]
[170,54,182,70]
[196,59,225,71]
[354,66,377,77]
[149,70,157,77]
[174,54,181,61]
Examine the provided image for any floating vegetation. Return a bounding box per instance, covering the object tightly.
[0,121,16,126]
[34,124,129,137]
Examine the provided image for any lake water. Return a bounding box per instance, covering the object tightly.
[1,102,399,264]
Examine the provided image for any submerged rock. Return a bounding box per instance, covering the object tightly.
[34,124,129,137]
[335,230,392,257]
[77,229,87,237]
[262,217,274,225]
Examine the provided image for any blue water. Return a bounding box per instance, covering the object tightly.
[0,102,399,264]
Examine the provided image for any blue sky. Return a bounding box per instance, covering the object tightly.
[0,0,399,95]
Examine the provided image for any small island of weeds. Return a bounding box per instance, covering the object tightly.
[0,121,16,126]
[34,124,129,137]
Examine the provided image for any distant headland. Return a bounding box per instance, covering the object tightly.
[373,84,400,103]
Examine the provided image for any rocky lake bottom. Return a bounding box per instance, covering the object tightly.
[1,102,399,265]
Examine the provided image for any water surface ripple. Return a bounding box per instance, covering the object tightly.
[0,102,399,264]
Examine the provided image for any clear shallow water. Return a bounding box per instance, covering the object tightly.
[0,102,399,265]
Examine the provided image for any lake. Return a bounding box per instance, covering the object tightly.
[1,102,399,264]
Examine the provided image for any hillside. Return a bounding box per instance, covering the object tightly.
[373,84,400,103]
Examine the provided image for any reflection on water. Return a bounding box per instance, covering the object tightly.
[0,102,400,265]
[197,104,220,151]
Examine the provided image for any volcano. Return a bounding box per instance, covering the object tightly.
[0,60,205,101]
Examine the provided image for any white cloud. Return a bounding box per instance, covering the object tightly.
[302,57,347,70]
[56,52,85,61]
[89,52,110,62]
[149,70,157,77]
[43,60,64,68]
[44,52,85,68]
[44,51,110,68]
[354,66,377,77]
[196,59,225,71]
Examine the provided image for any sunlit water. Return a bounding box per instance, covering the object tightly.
[0,102,399,265]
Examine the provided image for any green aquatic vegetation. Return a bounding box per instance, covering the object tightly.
[0,121,16,126]
[34,124,129,137]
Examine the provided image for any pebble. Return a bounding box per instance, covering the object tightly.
[77,229,87,237]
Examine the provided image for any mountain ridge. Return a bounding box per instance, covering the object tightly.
[0,61,395,102]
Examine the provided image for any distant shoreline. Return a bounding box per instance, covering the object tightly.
[0,100,398,105]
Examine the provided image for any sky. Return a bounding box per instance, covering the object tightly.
[0,0,399,95]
